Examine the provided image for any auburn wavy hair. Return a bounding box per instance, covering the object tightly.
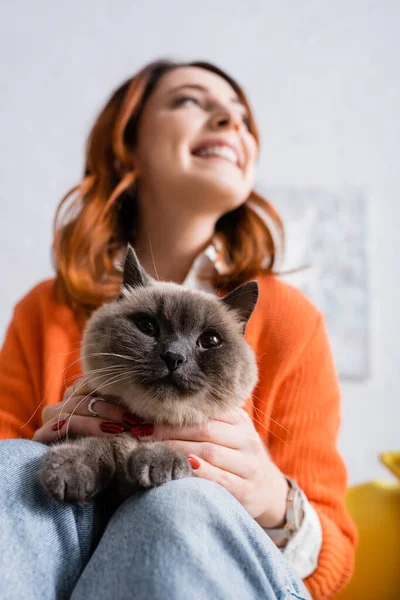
[53,59,284,316]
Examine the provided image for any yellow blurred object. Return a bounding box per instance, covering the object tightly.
[380,452,400,480]
[335,452,400,600]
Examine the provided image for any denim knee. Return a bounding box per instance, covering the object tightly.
[0,438,47,463]
[153,476,232,503]
[0,438,48,490]
[136,476,234,511]
[116,476,245,534]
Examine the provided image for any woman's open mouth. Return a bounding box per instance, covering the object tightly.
[191,139,243,169]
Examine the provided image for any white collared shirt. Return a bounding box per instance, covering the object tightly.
[181,243,322,579]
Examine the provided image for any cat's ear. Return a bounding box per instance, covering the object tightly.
[120,244,151,294]
[221,281,259,332]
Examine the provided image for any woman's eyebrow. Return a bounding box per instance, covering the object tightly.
[167,83,245,108]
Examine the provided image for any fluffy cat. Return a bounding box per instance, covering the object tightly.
[38,246,259,506]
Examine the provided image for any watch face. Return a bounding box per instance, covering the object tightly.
[292,489,304,530]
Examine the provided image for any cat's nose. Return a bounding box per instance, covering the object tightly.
[161,351,187,373]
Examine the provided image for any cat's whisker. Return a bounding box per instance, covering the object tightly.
[56,341,99,357]
[21,369,118,431]
[22,364,120,429]
[59,343,104,375]
[64,372,133,441]
[60,351,136,378]
[60,368,132,414]
[221,405,246,425]
[21,367,122,430]
[62,365,128,387]
[252,414,286,444]
[214,378,284,425]
[20,396,49,430]
[230,405,287,444]
[253,405,293,437]
[147,233,160,281]
[81,352,136,362]
[207,376,290,436]
[64,373,132,422]
[221,379,287,427]
[62,365,128,395]
[250,392,280,417]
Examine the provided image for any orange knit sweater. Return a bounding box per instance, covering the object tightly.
[0,275,357,599]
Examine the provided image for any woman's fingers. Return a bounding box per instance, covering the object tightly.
[186,453,244,491]
[35,380,148,443]
[36,377,147,443]
[152,415,253,450]
[32,412,129,444]
[63,377,108,400]
[164,439,248,478]
[43,394,131,425]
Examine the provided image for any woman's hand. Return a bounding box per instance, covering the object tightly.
[33,385,287,528]
[150,408,289,528]
[32,379,146,444]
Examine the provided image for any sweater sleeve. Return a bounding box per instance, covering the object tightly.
[0,305,42,440]
[265,314,358,600]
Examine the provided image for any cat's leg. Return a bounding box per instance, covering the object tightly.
[123,441,192,491]
[38,434,138,504]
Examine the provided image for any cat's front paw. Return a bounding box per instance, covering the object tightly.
[126,442,192,489]
[38,446,108,504]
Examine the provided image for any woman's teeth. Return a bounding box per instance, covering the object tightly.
[194,146,239,165]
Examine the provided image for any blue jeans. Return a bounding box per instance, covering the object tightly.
[0,439,311,600]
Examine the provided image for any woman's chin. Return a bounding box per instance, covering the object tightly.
[186,172,250,206]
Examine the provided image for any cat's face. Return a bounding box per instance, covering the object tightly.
[82,246,259,426]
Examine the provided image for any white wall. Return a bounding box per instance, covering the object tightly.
[1,0,399,485]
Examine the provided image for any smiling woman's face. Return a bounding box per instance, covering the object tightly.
[132,66,258,216]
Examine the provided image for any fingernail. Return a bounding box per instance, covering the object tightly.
[123,412,146,426]
[100,422,125,434]
[52,419,67,432]
[131,424,154,437]
[188,456,201,470]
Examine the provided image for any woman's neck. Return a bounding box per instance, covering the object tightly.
[133,207,218,284]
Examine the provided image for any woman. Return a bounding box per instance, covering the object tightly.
[0,59,357,599]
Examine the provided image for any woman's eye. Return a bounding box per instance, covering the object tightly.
[197,330,223,349]
[174,95,201,108]
[242,115,251,130]
[132,314,158,337]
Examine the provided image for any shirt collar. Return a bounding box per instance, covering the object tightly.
[181,239,230,292]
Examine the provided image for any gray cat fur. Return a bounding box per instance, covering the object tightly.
[38,245,259,506]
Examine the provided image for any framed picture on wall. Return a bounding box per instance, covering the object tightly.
[256,186,369,380]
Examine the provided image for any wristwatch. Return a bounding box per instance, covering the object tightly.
[263,477,305,549]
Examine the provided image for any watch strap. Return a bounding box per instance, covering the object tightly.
[264,477,304,542]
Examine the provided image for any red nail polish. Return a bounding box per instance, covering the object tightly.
[188,456,200,470]
[130,424,154,437]
[100,422,125,434]
[123,412,146,426]
[52,419,67,432]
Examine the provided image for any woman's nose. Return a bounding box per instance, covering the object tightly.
[211,107,241,131]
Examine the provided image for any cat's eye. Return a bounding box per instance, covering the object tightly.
[131,313,158,337]
[197,329,223,349]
